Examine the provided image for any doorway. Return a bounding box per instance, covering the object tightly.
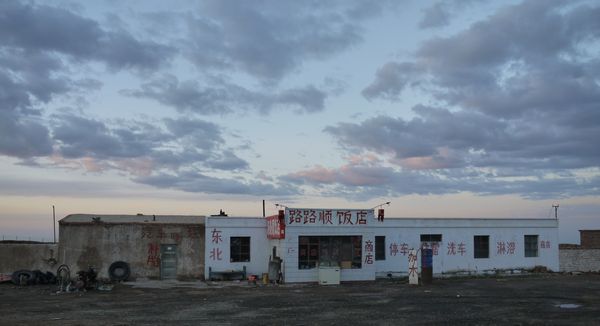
[160,244,177,280]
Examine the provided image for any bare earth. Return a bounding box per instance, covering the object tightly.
[1,274,599,325]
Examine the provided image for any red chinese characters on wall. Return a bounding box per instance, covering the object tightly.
[364,240,374,264]
[389,243,399,256]
[447,241,466,256]
[497,241,516,255]
[540,240,551,249]
[209,248,222,261]
[147,243,160,267]
[211,228,223,244]
[187,226,201,239]
[209,228,224,261]
[389,242,410,256]
[141,226,182,242]
[408,251,418,278]
[420,242,440,255]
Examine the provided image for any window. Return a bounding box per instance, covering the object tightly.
[298,236,362,269]
[474,235,489,258]
[375,236,385,261]
[525,235,539,257]
[230,237,250,262]
[420,234,442,242]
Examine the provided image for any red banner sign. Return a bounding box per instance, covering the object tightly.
[267,210,285,239]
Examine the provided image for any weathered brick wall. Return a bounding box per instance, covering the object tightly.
[559,249,600,272]
[0,243,59,274]
[580,231,600,249]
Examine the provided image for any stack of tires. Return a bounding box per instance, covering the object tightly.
[11,270,56,286]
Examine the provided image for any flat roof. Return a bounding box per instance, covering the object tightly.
[60,214,205,225]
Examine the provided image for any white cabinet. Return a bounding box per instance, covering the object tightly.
[318,266,341,285]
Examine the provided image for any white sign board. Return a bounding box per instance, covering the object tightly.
[285,208,374,226]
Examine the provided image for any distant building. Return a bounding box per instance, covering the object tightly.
[559,229,600,272]
[579,230,600,249]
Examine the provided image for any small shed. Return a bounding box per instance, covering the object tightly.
[59,214,205,280]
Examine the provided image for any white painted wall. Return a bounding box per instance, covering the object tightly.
[205,217,269,278]
[282,226,376,282]
[372,223,559,277]
[205,215,559,283]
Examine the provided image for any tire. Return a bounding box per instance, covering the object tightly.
[108,261,130,282]
[45,271,57,284]
[11,270,33,286]
[32,270,45,284]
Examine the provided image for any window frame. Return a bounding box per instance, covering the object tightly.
[524,235,539,257]
[298,236,362,269]
[473,235,490,259]
[230,236,251,262]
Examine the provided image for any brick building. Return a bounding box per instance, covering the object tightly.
[579,230,600,249]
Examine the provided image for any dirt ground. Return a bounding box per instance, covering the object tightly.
[1,274,599,325]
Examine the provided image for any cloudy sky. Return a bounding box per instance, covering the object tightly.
[1,0,599,243]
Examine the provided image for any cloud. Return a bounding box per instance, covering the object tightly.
[361,62,422,101]
[0,111,53,158]
[419,2,450,29]
[135,170,299,196]
[283,161,600,200]
[418,1,485,29]
[0,1,175,159]
[0,1,173,71]
[205,150,249,171]
[41,113,287,196]
[182,0,387,80]
[122,75,327,115]
[323,0,600,199]
[51,114,247,172]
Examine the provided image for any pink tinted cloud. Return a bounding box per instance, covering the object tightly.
[284,162,394,187]
[393,147,463,170]
[114,158,154,177]
[285,165,337,184]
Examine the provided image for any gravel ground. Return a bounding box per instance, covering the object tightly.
[0,273,599,325]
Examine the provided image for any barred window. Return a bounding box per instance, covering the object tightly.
[525,235,539,257]
[474,235,489,259]
[375,236,385,261]
[230,237,250,262]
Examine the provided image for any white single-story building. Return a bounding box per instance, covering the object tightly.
[205,208,559,283]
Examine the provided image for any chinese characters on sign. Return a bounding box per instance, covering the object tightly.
[286,209,372,226]
[540,240,551,249]
[266,214,285,239]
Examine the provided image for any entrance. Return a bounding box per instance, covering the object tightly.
[160,244,177,280]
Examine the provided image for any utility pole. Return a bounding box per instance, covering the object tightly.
[552,204,559,219]
[53,205,56,243]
